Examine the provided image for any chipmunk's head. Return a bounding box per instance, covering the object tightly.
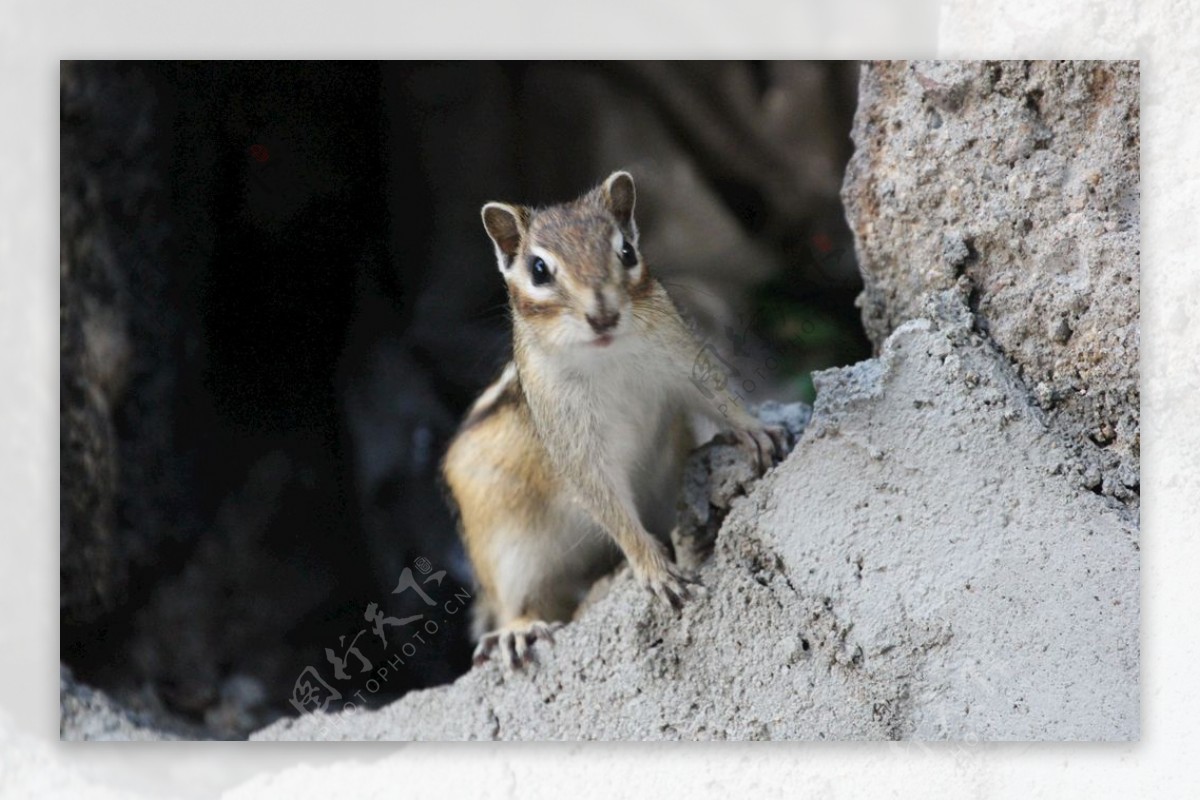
[482,171,651,353]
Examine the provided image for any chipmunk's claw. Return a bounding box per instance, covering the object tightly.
[643,561,702,613]
[473,620,562,670]
[735,424,789,474]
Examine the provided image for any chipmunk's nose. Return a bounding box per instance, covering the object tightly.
[586,287,622,334]
[586,309,620,334]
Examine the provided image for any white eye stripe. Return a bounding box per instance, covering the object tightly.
[524,246,560,296]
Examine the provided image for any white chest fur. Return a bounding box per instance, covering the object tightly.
[553,334,678,470]
[521,331,690,544]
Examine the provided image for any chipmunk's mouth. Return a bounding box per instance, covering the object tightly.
[591,333,615,347]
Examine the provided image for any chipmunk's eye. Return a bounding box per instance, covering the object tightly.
[529,256,553,286]
[619,239,638,268]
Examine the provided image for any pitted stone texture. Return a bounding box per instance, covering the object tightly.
[842,60,1139,505]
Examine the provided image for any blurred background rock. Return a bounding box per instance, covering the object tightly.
[59,61,868,738]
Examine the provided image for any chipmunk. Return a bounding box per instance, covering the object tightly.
[442,171,787,668]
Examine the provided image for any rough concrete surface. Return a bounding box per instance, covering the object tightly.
[253,297,1138,741]
[843,61,1140,506]
[59,665,188,741]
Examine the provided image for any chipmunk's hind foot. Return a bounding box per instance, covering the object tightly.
[473,619,564,670]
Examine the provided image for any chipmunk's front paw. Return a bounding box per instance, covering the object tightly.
[734,423,789,475]
[637,558,702,613]
[473,619,563,670]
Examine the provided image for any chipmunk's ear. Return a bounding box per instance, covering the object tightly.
[481,202,529,273]
[602,171,636,235]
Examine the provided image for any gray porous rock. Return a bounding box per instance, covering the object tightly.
[59,665,178,741]
[253,301,1137,741]
[842,60,1139,506]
